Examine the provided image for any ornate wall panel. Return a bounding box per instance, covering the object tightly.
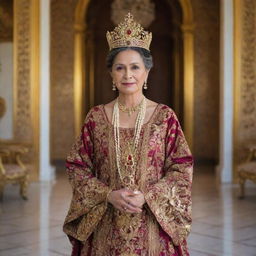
[50,0,78,160]
[11,0,40,180]
[13,0,32,141]
[234,0,256,166]
[191,0,220,163]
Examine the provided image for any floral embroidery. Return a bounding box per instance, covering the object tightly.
[63,104,193,256]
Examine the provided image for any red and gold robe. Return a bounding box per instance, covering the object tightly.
[63,104,193,256]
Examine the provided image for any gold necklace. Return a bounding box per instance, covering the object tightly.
[112,97,146,245]
[118,100,144,117]
[112,97,147,189]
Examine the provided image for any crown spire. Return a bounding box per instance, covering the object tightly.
[106,13,152,51]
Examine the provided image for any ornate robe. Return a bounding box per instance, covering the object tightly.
[63,104,193,256]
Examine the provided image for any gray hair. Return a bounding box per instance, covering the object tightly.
[106,47,153,70]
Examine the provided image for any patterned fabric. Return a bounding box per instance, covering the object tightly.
[63,104,193,256]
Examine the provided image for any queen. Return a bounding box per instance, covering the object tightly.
[63,13,193,256]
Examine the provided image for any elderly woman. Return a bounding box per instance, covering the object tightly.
[63,13,193,256]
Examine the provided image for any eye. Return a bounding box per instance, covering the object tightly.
[115,66,123,71]
[132,65,140,70]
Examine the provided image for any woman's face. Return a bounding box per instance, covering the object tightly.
[110,49,149,96]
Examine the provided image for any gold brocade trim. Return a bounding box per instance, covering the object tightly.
[105,104,161,254]
[136,105,160,255]
[91,208,113,255]
[114,210,142,244]
[87,123,116,254]
[108,124,117,189]
[148,213,160,256]
[137,121,151,191]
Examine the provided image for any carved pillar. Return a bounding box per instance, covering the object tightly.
[73,0,90,136]
[172,26,183,121]
[74,24,86,136]
[86,29,95,111]
[182,25,194,150]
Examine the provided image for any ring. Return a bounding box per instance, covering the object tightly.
[123,206,127,211]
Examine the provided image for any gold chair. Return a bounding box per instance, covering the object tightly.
[0,142,30,200]
[237,145,256,198]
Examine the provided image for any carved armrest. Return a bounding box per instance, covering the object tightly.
[0,144,29,160]
[0,143,29,170]
[246,145,256,162]
[0,149,10,175]
[0,149,10,158]
[3,144,29,154]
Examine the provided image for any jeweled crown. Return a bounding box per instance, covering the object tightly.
[106,13,152,51]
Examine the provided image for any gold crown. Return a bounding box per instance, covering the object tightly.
[106,13,152,51]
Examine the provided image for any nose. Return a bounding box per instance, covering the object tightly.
[124,68,132,79]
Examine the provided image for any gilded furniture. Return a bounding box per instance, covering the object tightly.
[0,142,30,200]
[237,145,256,198]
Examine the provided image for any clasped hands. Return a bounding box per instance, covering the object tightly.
[107,188,145,213]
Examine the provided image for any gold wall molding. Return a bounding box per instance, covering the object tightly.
[13,0,40,180]
[74,0,195,150]
[74,0,90,136]
[50,0,77,160]
[234,0,256,178]
[191,0,220,162]
[13,0,31,141]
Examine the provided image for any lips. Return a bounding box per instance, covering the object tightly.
[122,82,135,86]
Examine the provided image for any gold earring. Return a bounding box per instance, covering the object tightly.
[112,83,116,91]
[143,82,148,90]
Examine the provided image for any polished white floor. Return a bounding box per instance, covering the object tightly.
[0,165,256,256]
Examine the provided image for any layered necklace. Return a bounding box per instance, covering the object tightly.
[112,96,147,188]
[118,101,142,117]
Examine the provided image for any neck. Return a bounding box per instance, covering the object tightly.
[118,93,144,108]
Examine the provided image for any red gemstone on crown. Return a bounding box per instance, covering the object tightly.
[127,29,132,35]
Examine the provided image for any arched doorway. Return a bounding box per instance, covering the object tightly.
[74,0,194,148]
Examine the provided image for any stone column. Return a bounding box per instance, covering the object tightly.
[39,0,55,180]
[216,0,233,183]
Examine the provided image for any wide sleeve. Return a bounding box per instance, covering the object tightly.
[144,111,193,246]
[63,110,111,242]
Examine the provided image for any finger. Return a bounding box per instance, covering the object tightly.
[124,203,142,213]
[120,190,132,200]
[126,195,144,206]
[125,207,142,214]
[124,199,137,208]
[123,189,137,197]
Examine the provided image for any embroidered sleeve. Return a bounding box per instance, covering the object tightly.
[144,111,193,246]
[63,109,111,242]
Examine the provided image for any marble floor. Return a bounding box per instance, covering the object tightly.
[0,165,256,256]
